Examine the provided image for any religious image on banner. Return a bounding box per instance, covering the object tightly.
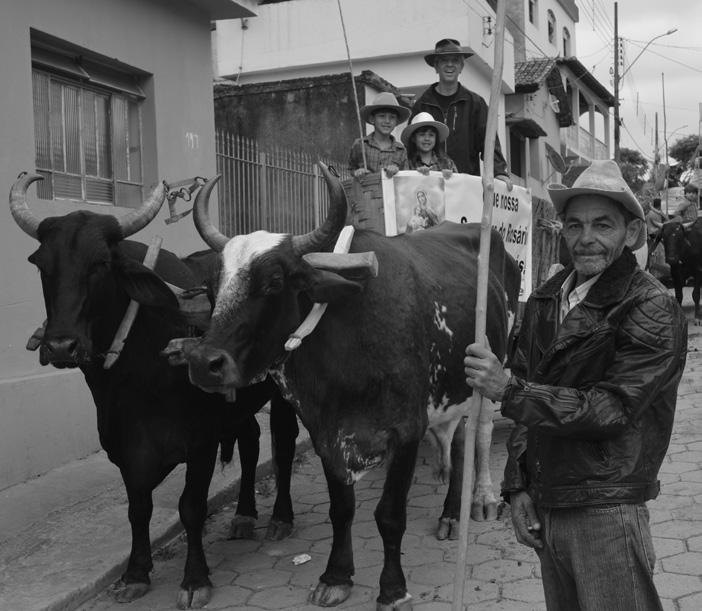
[382,171,533,300]
[390,174,445,235]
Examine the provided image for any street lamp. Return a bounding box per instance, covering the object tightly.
[620,28,678,81]
[613,2,677,161]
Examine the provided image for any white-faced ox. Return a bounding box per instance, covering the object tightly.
[169,165,519,609]
[9,174,299,609]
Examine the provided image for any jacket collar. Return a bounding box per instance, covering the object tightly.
[533,248,638,308]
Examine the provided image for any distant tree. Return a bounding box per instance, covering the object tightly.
[668,134,700,169]
[617,148,649,194]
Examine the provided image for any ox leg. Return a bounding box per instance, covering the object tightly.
[310,464,355,607]
[176,444,219,609]
[672,267,684,305]
[438,422,464,541]
[111,467,167,603]
[693,275,702,321]
[229,415,260,540]
[266,388,298,540]
[375,441,419,610]
[438,406,497,540]
[472,402,497,521]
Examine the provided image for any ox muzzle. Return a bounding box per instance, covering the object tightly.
[162,337,242,402]
[40,336,90,368]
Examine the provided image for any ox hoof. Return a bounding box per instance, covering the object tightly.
[471,499,498,521]
[176,585,212,609]
[266,517,293,540]
[309,581,352,607]
[109,579,149,603]
[229,514,257,539]
[377,592,413,610]
[436,517,459,541]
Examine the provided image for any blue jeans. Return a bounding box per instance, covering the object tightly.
[536,503,662,611]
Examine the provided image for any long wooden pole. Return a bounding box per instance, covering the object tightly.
[452,2,507,608]
[336,0,367,172]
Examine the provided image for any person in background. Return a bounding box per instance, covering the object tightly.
[411,38,512,189]
[677,183,700,222]
[348,91,409,179]
[464,160,687,611]
[402,112,457,179]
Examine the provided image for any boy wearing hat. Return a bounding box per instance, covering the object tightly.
[464,160,687,610]
[411,38,511,187]
[348,92,410,178]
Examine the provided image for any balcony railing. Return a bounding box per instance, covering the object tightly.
[565,125,608,160]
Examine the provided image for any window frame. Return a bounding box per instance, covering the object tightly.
[30,32,147,208]
[562,27,571,56]
[528,0,538,26]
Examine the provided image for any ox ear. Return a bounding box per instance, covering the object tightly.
[117,258,178,309]
[303,269,363,303]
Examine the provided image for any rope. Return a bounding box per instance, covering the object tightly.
[336,0,367,171]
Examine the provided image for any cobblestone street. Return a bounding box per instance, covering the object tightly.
[78,306,702,611]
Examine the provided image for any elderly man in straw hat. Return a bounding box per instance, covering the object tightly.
[411,38,511,188]
[464,160,687,610]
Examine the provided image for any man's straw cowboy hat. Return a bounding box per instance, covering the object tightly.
[548,159,646,250]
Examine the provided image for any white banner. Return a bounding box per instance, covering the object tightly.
[382,171,533,300]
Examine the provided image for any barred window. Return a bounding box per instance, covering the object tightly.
[31,33,146,208]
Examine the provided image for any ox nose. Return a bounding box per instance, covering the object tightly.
[44,337,80,363]
[188,345,239,388]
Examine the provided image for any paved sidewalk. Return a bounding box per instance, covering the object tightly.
[2,298,702,611]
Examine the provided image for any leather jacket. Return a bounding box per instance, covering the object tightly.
[410,83,508,177]
[501,249,687,507]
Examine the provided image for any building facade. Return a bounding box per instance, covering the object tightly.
[0,0,257,490]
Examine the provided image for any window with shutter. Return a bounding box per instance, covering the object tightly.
[30,31,146,208]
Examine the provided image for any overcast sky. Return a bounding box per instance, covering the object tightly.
[575,0,702,163]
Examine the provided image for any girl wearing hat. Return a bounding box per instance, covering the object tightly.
[402,112,457,179]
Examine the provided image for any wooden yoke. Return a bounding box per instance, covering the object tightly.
[302,251,379,282]
[285,225,360,351]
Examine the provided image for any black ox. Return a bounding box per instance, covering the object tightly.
[167,165,519,609]
[656,218,702,319]
[9,174,298,609]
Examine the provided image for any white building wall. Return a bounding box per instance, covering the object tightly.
[522,0,577,59]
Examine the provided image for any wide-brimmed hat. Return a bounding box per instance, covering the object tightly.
[548,159,646,250]
[360,92,411,125]
[424,38,473,67]
[401,112,450,148]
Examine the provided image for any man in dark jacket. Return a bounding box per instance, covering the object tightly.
[464,160,687,610]
[411,38,511,186]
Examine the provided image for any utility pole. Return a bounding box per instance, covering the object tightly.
[613,2,620,162]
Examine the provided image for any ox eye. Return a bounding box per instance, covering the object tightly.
[264,272,284,295]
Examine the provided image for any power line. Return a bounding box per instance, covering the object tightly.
[626,39,702,74]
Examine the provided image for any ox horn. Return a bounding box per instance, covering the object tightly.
[117,181,168,238]
[291,162,348,256]
[192,175,228,252]
[9,172,44,239]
